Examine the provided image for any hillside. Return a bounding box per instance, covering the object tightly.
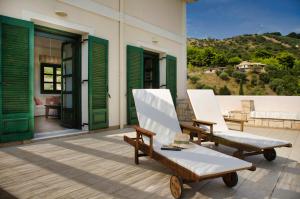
[187,32,300,95]
[188,32,300,60]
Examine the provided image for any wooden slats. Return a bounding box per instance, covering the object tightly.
[166,55,177,104]
[88,36,108,130]
[127,45,143,124]
[2,24,29,114]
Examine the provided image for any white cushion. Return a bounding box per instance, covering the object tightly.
[214,130,290,149]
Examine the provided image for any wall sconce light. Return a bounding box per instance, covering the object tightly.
[152,37,159,44]
[55,10,68,17]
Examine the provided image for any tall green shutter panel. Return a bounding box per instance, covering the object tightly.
[127,45,143,125]
[0,16,34,142]
[88,36,109,130]
[166,55,177,105]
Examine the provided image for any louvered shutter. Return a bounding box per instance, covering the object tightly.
[88,36,108,130]
[0,16,34,142]
[127,45,143,125]
[166,55,177,105]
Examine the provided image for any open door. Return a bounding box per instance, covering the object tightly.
[88,36,109,130]
[61,42,80,128]
[0,16,34,142]
[127,45,143,125]
[166,55,177,105]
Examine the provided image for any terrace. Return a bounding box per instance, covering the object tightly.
[0,125,299,199]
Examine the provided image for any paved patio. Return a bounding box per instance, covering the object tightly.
[0,126,299,199]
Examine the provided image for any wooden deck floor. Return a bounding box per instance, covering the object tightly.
[0,126,299,199]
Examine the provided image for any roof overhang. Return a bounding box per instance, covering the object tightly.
[183,0,198,3]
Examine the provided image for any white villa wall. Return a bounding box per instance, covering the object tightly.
[217,96,300,113]
[0,0,187,128]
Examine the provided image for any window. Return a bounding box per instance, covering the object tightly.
[41,63,62,94]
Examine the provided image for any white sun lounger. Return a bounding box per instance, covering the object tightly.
[123,89,255,199]
[187,89,292,161]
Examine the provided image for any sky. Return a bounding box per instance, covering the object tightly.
[187,0,300,39]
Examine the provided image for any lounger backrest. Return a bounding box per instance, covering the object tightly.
[133,89,182,145]
[187,89,228,132]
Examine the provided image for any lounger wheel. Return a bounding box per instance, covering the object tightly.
[263,148,276,161]
[170,175,183,199]
[222,172,238,187]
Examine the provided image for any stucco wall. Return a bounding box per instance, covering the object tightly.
[0,0,187,128]
[216,96,300,113]
[124,0,184,35]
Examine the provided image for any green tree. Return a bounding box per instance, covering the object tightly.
[259,73,270,84]
[213,53,228,67]
[228,56,242,66]
[219,85,231,95]
[254,49,272,59]
[251,75,258,86]
[277,52,295,69]
[202,47,216,67]
[232,71,247,83]
[239,82,244,95]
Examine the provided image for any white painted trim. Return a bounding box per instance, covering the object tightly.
[58,0,184,44]
[136,41,168,54]
[22,10,95,34]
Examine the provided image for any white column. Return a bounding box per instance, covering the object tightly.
[81,34,89,131]
[119,0,125,128]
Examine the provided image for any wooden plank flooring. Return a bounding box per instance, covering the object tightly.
[0,127,299,199]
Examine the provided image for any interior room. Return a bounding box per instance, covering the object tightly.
[143,51,160,89]
[34,35,67,133]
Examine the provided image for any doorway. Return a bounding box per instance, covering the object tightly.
[33,26,81,134]
[143,51,159,89]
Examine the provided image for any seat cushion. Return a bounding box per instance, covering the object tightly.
[214,130,290,149]
[154,142,252,177]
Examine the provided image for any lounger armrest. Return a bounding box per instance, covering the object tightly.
[134,126,156,157]
[180,123,206,144]
[224,118,247,131]
[192,119,215,134]
[192,119,216,126]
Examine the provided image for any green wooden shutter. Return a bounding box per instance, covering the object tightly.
[127,45,143,125]
[0,16,34,142]
[88,36,109,130]
[166,55,177,105]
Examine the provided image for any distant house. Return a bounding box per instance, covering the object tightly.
[236,61,266,73]
[204,67,226,74]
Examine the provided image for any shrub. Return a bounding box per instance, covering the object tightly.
[189,75,200,84]
[219,85,231,95]
[225,66,234,76]
[219,72,229,80]
[251,75,258,86]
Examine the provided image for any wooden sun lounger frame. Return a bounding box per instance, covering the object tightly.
[124,124,256,199]
[190,118,292,161]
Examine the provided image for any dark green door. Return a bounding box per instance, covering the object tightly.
[61,42,78,128]
[127,45,143,125]
[166,55,177,105]
[0,16,34,142]
[88,36,109,130]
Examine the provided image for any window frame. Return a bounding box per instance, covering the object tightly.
[40,63,62,94]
